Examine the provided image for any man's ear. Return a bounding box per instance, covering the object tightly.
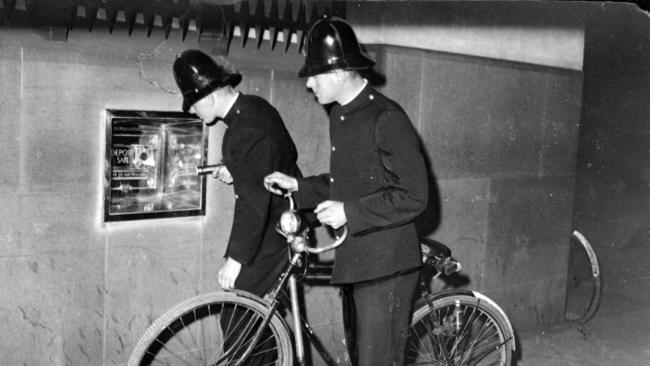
[335,70,348,86]
[208,92,218,107]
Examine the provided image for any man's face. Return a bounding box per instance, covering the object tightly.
[305,72,341,105]
[189,94,219,125]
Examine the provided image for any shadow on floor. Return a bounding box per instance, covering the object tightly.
[515,279,650,365]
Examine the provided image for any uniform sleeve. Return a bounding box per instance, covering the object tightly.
[344,109,428,235]
[224,127,274,265]
[295,174,330,209]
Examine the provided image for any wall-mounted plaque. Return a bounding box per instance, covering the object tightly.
[104,110,207,222]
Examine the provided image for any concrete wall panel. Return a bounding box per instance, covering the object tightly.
[0,47,21,191]
[104,220,204,363]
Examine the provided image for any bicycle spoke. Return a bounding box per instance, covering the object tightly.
[406,294,513,366]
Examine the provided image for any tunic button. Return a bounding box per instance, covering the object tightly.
[235,194,239,199]
[332,146,336,151]
[330,177,335,183]
[340,115,345,121]
[369,94,374,100]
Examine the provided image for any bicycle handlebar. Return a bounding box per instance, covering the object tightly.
[304,225,348,254]
[276,195,348,254]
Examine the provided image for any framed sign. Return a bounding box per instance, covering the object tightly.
[104,110,207,222]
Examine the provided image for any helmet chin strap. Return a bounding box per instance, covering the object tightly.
[205,117,221,126]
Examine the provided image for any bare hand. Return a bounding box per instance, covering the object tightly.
[263,171,298,195]
[314,200,347,229]
[218,257,242,290]
[211,165,233,184]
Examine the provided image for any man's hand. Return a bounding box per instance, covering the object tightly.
[314,200,347,229]
[263,171,298,195]
[218,257,242,290]
[211,165,233,184]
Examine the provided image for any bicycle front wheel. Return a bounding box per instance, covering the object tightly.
[406,290,515,366]
[128,291,293,366]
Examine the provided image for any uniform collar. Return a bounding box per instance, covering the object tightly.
[336,82,375,115]
[222,92,242,127]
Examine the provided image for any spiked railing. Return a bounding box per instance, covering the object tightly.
[0,0,344,53]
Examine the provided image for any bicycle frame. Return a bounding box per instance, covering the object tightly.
[228,199,347,366]
[130,167,515,366]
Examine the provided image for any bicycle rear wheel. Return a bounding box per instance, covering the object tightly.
[128,291,293,366]
[406,290,515,366]
[564,230,601,323]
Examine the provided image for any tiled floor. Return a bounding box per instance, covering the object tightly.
[515,280,650,366]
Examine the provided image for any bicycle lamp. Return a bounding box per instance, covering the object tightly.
[279,210,301,235]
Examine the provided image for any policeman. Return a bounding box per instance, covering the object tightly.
[264,15,429,366]
[173,49,300,297]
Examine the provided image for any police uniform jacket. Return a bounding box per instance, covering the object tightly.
[221,93,301,295]
[296,84,428,284]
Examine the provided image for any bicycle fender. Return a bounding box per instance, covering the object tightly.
[471,291,517,351]
[419,289,516,351]
[208,290,293,332]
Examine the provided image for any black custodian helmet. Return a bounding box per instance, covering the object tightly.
[298,15,375,78]
[173,49,242,112]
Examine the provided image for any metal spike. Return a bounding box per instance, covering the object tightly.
[85,0,99,32]
[282,0,294,52]
[298,29,307,54]
[296,1,307,53]
[308,1,319,27]
[105,1,118,34]
[221,4,236,54]
[254,0,265,49]
[124,3,137,36]
[240,23,250,47]
[238,0,250,47]
[143,8,155,37]
[268,0,279,50]
[160,0,174,39]
[63,1,76,32]
[179,12,190,41]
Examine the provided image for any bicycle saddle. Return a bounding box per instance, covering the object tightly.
[420,237,452,258]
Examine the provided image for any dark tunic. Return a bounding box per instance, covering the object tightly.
[221,93,301,296]
[296,84,428,284]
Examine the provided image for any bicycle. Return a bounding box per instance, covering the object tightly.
[564,230,601,324]
[128,166,516,365]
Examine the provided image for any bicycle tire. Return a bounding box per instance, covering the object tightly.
[406,290,515,366]
[128,290,293,366]
[564,230,602,324]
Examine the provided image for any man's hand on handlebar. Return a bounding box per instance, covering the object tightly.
[264,172,298,196]
[314,200,347,229]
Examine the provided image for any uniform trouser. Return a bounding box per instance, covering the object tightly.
[343,270,419,366]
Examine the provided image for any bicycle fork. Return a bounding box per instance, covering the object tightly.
[289,274,306,365]
[222,253,304,366]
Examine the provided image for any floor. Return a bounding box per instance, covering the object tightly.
[515,280,650,366]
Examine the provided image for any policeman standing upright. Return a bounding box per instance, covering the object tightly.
[264,15,429,366]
